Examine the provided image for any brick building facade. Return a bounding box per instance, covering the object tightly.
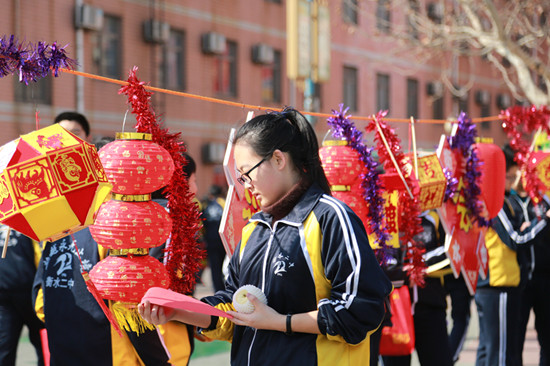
[1,0,510,197]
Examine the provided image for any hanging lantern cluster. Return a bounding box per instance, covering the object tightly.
[89,132,174,333]
[0,124,111,242]
[320,140,369,226]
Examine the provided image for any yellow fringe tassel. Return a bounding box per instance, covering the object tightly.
[111,301,156,334]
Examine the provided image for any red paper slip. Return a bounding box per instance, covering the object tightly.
[142,287,233,319]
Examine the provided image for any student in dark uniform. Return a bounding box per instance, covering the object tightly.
[32,114,192,366]
[0,226,44,366]
[444,273,473,364]
[382,210,453,366]
[515,192,550,366]
[202,184,227,292]
[33,228,184,366]
[505,146,550,366]
[139,107,392,366]
[475,145,549,366]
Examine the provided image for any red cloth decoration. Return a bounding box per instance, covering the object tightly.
[500,105,550,204]
[98,138,174,194]
[379,286,415,356]
[365,112,426,286]
[90,199,172,249]
[119,67,203,295]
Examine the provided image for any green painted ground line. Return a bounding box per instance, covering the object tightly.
[191,340,231,359]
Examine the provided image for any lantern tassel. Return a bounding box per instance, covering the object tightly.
[111,301,156,334]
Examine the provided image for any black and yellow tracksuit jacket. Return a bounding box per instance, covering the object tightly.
[201,184,392,366]
[511,194,550,281]
[479,196,549,288]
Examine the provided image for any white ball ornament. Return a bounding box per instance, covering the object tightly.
[232,284,268,314]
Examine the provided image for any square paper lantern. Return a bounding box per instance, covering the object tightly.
[404,153,446,211]
[0,124,112,242]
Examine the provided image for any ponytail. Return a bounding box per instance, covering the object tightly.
[234,107,331,195]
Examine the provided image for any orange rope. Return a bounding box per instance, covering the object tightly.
[60,68,503,124]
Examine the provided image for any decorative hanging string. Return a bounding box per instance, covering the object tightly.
[500,105,550,205]
[0,34,508,125]
[118,67,203,295]
[58,67,504,125]
[366,111,426,286]
[326,104,392,265]
[448,112,489,227]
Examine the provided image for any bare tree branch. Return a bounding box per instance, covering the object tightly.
[351,0,550,104]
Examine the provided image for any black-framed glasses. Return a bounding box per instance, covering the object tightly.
[237,157,268,185]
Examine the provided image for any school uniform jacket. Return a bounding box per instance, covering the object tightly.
[478,196,549,288]
[0,225,42,294]
[510,194,550,280]
[201,184,392,366]
[412,211,450,309]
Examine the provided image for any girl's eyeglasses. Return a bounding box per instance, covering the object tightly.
[237,157,268,185]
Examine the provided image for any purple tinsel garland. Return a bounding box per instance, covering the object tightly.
[448,112,489,227]
[0,35,76,84]
[443,167,458,202]
[327,104,394,265]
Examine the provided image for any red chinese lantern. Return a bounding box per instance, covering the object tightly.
[474,142,505,219]
[90,132,174,333]
[98,133,174,194]
[90,255,169,303]
[320,141,369,226]
[90,199,171,250]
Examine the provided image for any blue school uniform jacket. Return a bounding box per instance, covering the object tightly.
[201,184,392,366]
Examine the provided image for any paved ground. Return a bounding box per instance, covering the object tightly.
[17,268,542,365]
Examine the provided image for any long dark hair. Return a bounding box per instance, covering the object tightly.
[233,107,331,194]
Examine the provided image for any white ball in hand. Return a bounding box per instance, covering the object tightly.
[232,285,268,314]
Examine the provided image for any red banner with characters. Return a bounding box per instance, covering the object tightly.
[437,136,488,295]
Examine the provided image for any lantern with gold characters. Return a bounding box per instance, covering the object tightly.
[403,153,447,211]
[89,132,174,333]
[0,124,111,243]
[319,140,369,224]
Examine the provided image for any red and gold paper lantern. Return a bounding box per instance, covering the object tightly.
[475,142,505,219]
[320,140,369,227]
[90,199,171,250]
[89,132,174,332]
[99,133,174,194]
[0,124,111,241]
[403,153,446,211]
[90,254,169,303]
